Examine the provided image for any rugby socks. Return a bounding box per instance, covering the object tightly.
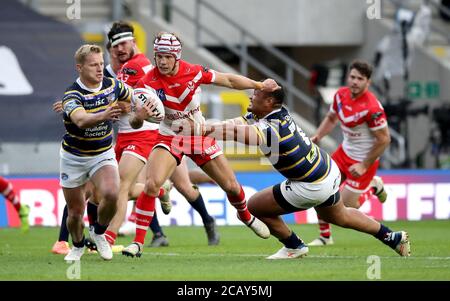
[58,205,70,242]
[227,185,252,223]
[374,224,399,249]
[149,212,165,237]
[73,236,86,248]
[189,192,214,224]
[93,222,108,235]
[0,176,21,212]
[128,210,137,223]
[158,188,165,198]
[318,216,331,239]
[358,188,374,206]
[104,230,117,245]
[134,192,155,244]
[86,201,98,227]
[280,231,304,249]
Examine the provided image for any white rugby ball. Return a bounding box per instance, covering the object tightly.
[132,88,165,123]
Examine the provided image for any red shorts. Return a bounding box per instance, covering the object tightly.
[114,130,159,163]
[154,134,223,166]
[331,145,379,193]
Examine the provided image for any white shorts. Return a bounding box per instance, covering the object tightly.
[59,148,118,188]
[273,159,341,211]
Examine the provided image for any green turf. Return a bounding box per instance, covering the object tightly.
[0,220,449,280]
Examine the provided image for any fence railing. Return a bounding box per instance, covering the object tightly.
[149,0,316,111]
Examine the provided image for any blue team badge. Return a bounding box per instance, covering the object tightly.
[61,173,69,180]
[156,89,167,102]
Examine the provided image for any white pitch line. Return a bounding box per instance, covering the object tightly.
[143,252,450,260]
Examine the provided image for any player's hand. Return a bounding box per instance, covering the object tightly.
[173,116,205,136]
[348,162,367,178]
[173,118,195,136]
[134,98,159,121]
[103,104,122,121]
[311,135,320,144]
[117,101,131,114]
[52,100,63,114]
[261,79,280,92]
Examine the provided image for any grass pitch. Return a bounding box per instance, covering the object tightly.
[0,220,449,281]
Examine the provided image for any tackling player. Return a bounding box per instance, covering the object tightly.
[201,82,410,259]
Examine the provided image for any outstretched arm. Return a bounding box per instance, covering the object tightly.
[204,122,261,146]
[213,73,279,92]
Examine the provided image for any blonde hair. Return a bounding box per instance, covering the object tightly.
[74,44,103,64]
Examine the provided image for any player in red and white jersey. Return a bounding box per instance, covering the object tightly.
[103,21,165,249]
[309,60,391,246]
[122,32,278,257]
[106,22,220,249]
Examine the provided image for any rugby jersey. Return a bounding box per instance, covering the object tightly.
[330,87,387,161]
[104,64,116,78]
[61,77,132,156]
[136,60,214,136]
[243,106,332,183]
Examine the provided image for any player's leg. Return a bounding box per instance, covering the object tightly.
[51,205,71,254]
[188,169,215,185]
[0,176,29,232]
[200,154,270,239]
[130,152,173,245]
[54,181,98,254]
[122,147,177,257]
[148,212,169,247]
[247,186,308,259]
[315,198,410,256]
[311,147,347,246]
[104,153,144,247]
[171,158,219,245]
[89,163,120,260]
[62,185,87,261]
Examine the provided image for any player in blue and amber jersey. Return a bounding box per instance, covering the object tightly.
[200,82,410,259]
[59,44,131,262]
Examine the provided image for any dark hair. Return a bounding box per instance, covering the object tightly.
[349,60,373,79]
[107,21,134,41]
[269,85,284,105]
[106,41,111,50]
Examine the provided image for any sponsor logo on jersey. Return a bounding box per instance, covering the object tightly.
[371,112,382,120]
[122,67,137,75]
[165,106,201,121]
[187,81,195,91]
[156,88,167,101]
[168,83,181,89]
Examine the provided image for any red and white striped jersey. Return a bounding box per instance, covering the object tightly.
[116,53,157,133]
[330,87,387,162]
[136,60,215,136]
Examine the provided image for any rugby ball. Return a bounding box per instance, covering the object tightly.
[132,88,165,123]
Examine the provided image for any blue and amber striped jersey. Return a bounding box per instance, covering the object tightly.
[61,77,132,156]
[243,107,332,183]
